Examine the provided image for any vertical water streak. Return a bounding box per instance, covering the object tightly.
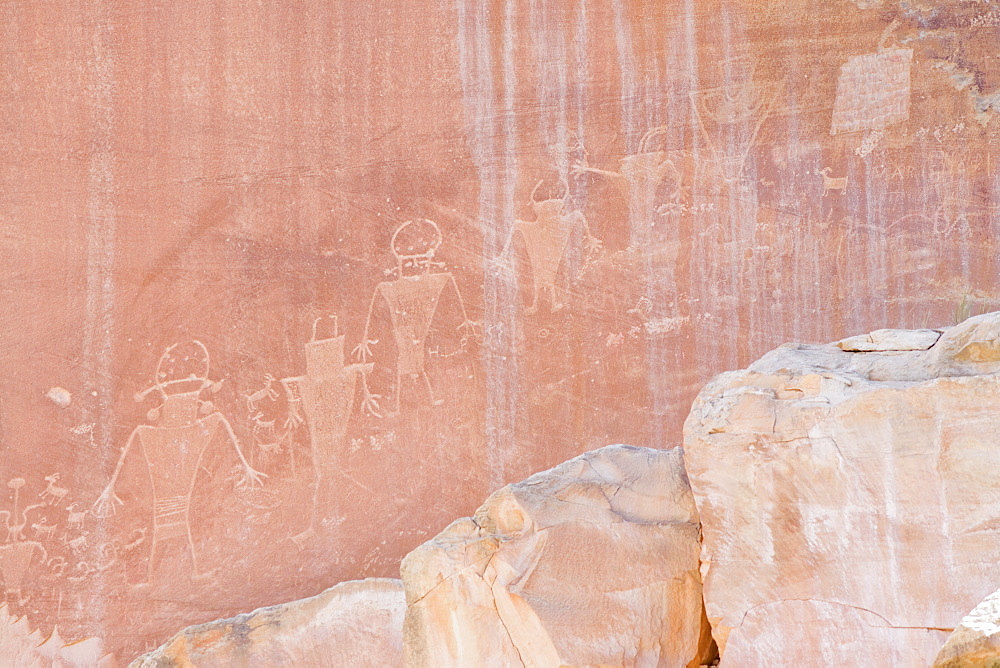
[456,0,519,490]
[83,2,116,632]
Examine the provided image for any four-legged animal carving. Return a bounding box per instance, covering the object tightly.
[819,167,847,197]
[39,474,68,506]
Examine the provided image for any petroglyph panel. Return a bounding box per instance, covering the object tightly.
[2,0,1000,662]
[831,48,913,135]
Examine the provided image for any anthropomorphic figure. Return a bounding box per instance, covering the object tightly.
[92,341,266,582]
[281,316,372,546]
[572,127,686,223]
[504,180,602,314]
[354,219,477,415]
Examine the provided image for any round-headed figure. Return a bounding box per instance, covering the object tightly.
[92,340,265,583]
[391,218,443,278]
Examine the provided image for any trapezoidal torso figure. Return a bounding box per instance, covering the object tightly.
[355,219,475,415]
[507,180,602,315]
[281,316,371,546]
[92,341,265,583]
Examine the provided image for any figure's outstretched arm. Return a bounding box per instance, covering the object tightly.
[280,376,306,429]
[214,413,267,487]
[571,162,623,181]
[567,210,602,252]
[448,275,480,341]
[92,428,140,517]
[357,369,383,419]
[352,288,382,362]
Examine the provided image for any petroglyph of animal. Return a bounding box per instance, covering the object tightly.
[39,475,68,507]
[67,531,88,556]
[31,518,56,541]
[64,503,86,532]
[819,168,848,197]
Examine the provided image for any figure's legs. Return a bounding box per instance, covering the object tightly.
[549,284,566,312]
[422,371,443,406]
[525,282,540,315]
[186,520,199,579]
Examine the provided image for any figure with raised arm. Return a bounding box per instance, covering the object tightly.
[92,340,266,582]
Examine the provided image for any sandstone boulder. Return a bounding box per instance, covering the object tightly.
[401,444,714,667]
[129,578,405,667]
[934,586,1000,667]
[684,313,1000,665]
[0,605,113,667]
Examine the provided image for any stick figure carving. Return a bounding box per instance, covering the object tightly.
[503,180,602,314]
[354,219,477,415]
[91,341,266,582]
[573,127,686,220]
[280,316,372,546]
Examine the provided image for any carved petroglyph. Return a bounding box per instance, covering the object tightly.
[573,127,687,214]
[354,219,477,415]
[503,180,602,315]
[819,168,848,196]
[282,316,372,546]
[690,63,779,182]
[831,24,912,135]
[91,341,266,582]
[39,474,68,507]
[0,480,50,607]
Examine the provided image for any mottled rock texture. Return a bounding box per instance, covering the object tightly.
[130,578,405,668]
[401,444,714,667]
[0,605,113,667]
[684,313,1000,665]
[935,587,1000,668]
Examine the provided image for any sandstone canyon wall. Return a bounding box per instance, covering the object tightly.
[3,0,1000,660]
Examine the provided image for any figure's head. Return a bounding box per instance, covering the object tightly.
[391,219,442,276]
[529,179,568,220]
[136,340,220,425]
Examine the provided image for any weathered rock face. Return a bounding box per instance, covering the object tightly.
[0,605,113,667]
[684,313,1000,665]
[401,444,714,667]
[130,578,405,668]
[934,587,1000,668]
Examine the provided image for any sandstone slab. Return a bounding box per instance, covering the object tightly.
[130,578,405,668]
[401,444,714,667]
[934,587,1000,667]
[684,313,1000,665]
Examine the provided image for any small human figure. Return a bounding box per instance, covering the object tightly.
[92,341,266,582]
[503,179,602,315]
[354,219,478,415]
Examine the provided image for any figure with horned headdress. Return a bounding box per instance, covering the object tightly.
[353,219,478,416]
[503,179,602,315]
[92,341,266,582]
